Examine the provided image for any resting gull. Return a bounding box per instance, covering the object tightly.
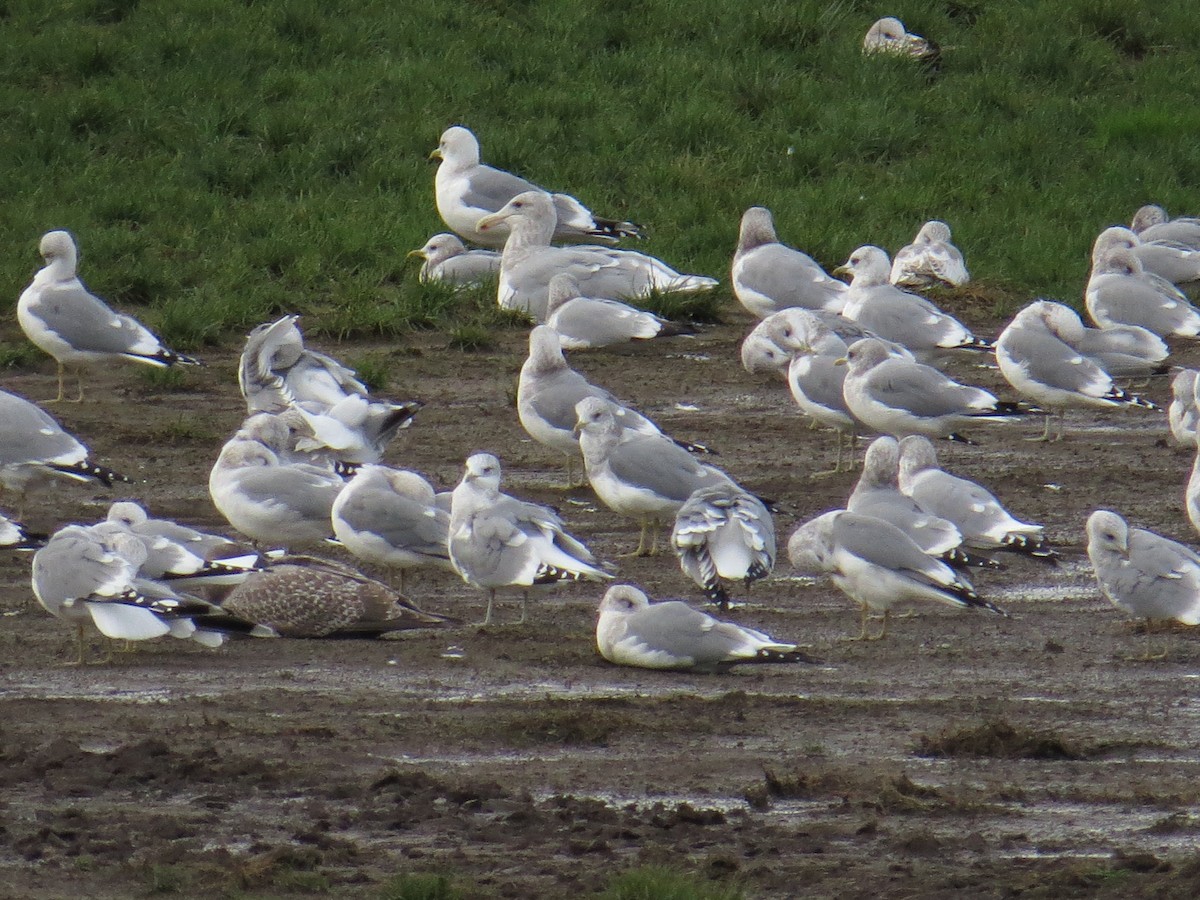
[1093,226,1200,290]
[740,308,875,376]
[1086,247,1200,338]
[1132,205,1200,251]
[545,273,692,350]
[890,220,969,288]
[595,585,812,672]
[863,17,939,61]
[18,230,201,402]
[671,483,776,608]
[1169,369,1199,447]
[731,207,848,319]
[0,511,45,550]
[407,233,501,287]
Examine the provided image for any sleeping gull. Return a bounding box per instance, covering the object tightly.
[407,233,501,287]
[331,465,454,592]
[787,510,1003,641]
[995,300,1158,441]
[898,436,1055,562]
[105,501,264,583]
[432,125,641,248]
[545,274,692,350]
[835,246,991,359]
[671,483,775,609]
[18,231,201,402]
[1132,205,1200,251]
[475,190,717,321]
[731,207,847,319]
[1093,226,1200,290]
[0,510,44,550]
[448,452,611,625]
[1086,247,1200,337]
[740,308,875,376]
[595,585,812,672]
[1169,370,1199,447]
[0,387,128,514]
[575,396,740,556]
[840,338,1026,442]
[1086,509,1200,659]
[220,556,455,637]
[890,221,969,288]
[863,17,939,60]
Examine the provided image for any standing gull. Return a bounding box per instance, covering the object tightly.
[1132,205,1200,251]
[731,207,847,319]
[671,484,775,609]
[890,221,969,288]
[431,125,640,248]
[596,585,811,672]
[407,233,501,287]
[476,190,716,321]
[448,453,611,625]
[545,274,692,350]
[1086,248,1200,338]
[17,231,201,402]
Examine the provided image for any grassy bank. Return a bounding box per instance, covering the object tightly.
[1,0,1198,347]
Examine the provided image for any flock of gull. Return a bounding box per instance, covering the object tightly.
[9,44,1200,667]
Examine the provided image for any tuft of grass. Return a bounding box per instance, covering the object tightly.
[377,872,463,900]
[916,719,1085,760]
[598,866,744,900]
[137,366,190,392]
[144,864,192,895]
[345,352,392,392]
[0,342,44,370]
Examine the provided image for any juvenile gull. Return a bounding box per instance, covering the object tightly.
[731,207,847,319]
[835,246,990,359]
[331,465,454,592]
[407,233,501,286]
[221,556,455,637]
[995,300,1158,441]
[671,484,775,608]
[595,585,811,672]
[17,231,201,402]
[841,338,1026,441]
[1086,248,1200,338]
[448,453,611,625]
[0,387,128,514]
[545,274,692,350]
[1086,509,1200,658]
[890,221,969,288]
[898,436,1054,562]
[476,190,716,321]
[432,125,640,248]
[1132,205,1200,251]
[1093,226,1200,290]
[863,17,938,60]
[787,510,1003,641]
[1169,370,1199,447]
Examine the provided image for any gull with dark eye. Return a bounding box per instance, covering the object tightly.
[407,233,500,287]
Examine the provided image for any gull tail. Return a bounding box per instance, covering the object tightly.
[748,646,823,666]
[999,533,1060,565]
[951,336,994,352]
[672,437,718,455]
[942,547,1001,570]
[49,459,130,487]
[591,217,644,241]
[1105,386,1158,410]
[130,348,204,367]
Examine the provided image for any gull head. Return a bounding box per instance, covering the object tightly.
[841,337,892,373]
[462,452,502,491]
[737,207,779,254]
[431,125,479,165]
[598,584,651,615]
[1131,204,1168,233]
[835,245,891,286]
[1086,509,1129,558]
[573,396,618,438]
[409,233,466,264]
[106,501,150,529]
[39,230,78,268]
[476,190,554,233]
[916,221,952,244]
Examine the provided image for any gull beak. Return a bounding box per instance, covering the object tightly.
[428,148,443,162]
[831,263,851,277]
[572,419,585,437]
[833,356,848,367]
[476,212,505,232]
[405,249,425,260]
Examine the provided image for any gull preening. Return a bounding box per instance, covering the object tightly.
[731,207,847,319]
[890,221,969,288]
[671,483,776,608]
[18,230,201,402]
[408,233,501,287]
[431,125,640,248]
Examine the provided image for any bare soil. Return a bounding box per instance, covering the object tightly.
[3,304,1200,899]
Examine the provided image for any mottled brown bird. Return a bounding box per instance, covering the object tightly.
[220,556,456,638]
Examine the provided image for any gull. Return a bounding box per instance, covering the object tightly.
[330,465,454,592]
[1093,226,1200,289]
[0,387,128,515]
[475,190,716,321]
[1169,369,1199,447]
[787,510,1003,641]
[595,585,812,672]
[898,436,1055,562]
[1086,509,1200,659]
[890,221,969,288]
[863,17,938,60]
[239,315,367,413]
[671,484,775,609]
[835,246,991,360]
[448,453,611,625]
[840,338,1026,442]
[544,274,692,350]
[220,556,455,637]
[0,510,44,550]
[407,233,501,287]
[431,125,640,248]
[1132,205,1200,251]
[1187,450,1200,539]
[995,301,1158,441]
[575,397,739,556]
[1086,247,1200,338]
[209,438,344,549]
[17,231,201,402]
[740,308,875,376]
[731,207,847,319]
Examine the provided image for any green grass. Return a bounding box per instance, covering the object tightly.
[378,872,463,900]
[1,0,1198,346]
[598,866,744,900]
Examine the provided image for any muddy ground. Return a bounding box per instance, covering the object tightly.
[3,299,1200,899]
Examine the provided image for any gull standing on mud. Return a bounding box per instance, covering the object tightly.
[475,190,716,321]
[17,231,201,402]
[544,274,691,350]
[788,510,1003,641]
[671,483,775,609]
[731,207,847,319]
[407,233,501,286]
[448,453,611,625]
[431,125,640,248]
[595,585,811,672]
[889,221,969,288]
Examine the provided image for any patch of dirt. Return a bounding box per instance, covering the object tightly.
[2,306,1200,898]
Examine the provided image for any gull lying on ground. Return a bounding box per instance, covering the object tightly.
[995,300,1158,441]
[1169,370,1199,447]
[476,190,716,321]
[890,221,969,288]
[99,506,261,587]
[863,17,939,60]
[18,231,201,402]
[835,246,990,360]
[408,233,501,287]
[432,125,640,248]
[1086,509,1200,659]
[1086,248,1200,338]
[731,207,847,319]
[0,510,44,550]
[544,274,692,350]
[787,509,1003,641]
[595,585,812,672]
[671,483,775,609]
[1093,226,1200,290]
[1132,205,1200,251]
[448,453,611,625]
